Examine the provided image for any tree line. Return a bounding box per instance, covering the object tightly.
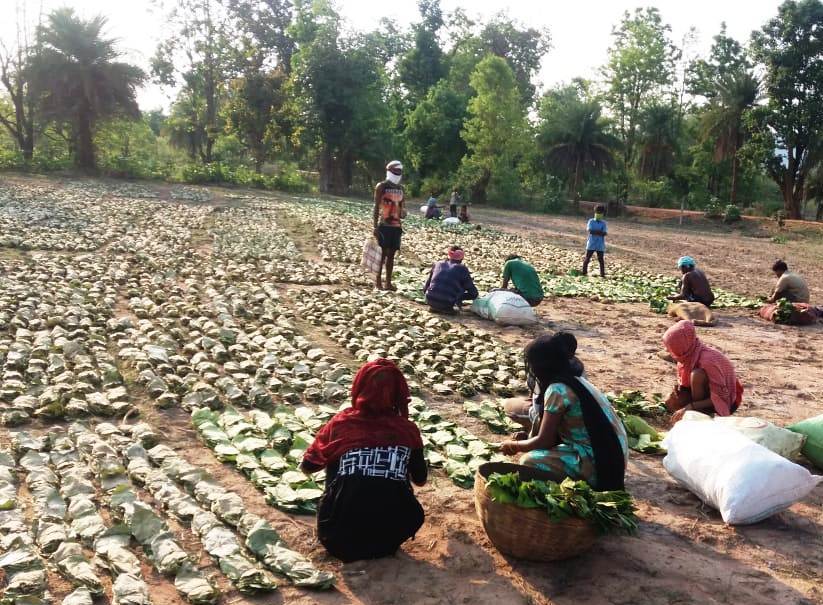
[1,0,822,219]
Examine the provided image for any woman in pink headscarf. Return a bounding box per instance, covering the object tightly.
[662,320,743,423]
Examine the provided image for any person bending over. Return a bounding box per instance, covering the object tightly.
[766,259,810,303]
[501,255,544,307]
[423,246,478,314]
[662,320,743,423]
[668,256,715,307]
[301,359,426,562]
[500,333,627,491]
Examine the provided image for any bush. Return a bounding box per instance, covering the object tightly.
[540,175,566,213]
[723,204,742,223]
[632,178,678,208]
[178,161,313,193]
[704,196,723,219]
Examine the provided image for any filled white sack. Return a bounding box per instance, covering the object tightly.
[663,420,821,524]
[471,291,537,326]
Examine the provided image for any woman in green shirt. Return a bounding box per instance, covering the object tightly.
[501,255,544,306]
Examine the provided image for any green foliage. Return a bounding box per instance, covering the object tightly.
[404,81,469,182]
[748,0,823,218]
[704,196,723,218]
[723,204,742,223]
[603,8,678,177]
[179,162,312,192]
[459,55,527,203]
[773,297,796,324]
[485,473,639,535]
[289,0,394,194]
[95,116,177,179]
[397,2,446,105]
[687,22,752,99]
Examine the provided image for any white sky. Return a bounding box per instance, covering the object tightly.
[0,0,783,111]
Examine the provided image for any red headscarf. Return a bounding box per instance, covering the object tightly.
[662,320,743,416]
[303,359,424,468]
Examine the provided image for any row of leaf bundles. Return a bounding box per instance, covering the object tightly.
[123,435,334,589]
[69,423,218,605]
[21,436,105,596]
[409,399,507,488]
[191,405,331,514]
[485,473,639,535]
[0,449,50,602]
[126,442,279,594]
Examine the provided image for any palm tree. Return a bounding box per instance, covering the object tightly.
[29,8,144,172]
[700,70,761,204]
[637,102,679,180]
[537,96,620,199]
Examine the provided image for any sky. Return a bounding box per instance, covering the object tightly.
[0,0,784,111]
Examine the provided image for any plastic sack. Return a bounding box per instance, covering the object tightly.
[442,217,460,225]
[471,291,537,326]
[662,420,821,524]
[713,416,805,460]
[667,302,717,327]
[677,412,805,460]
[419,204,428,214]
[788,413,823,470]
[360,237,382,274]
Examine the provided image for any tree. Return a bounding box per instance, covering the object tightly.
[0,2,38,162]
[602,8,677,193]
[687,23,752,99]
[459,55,527,203]
[637,102,680,180]
[227,0,295,73]
[289,0,393,194]
[28,8,144,171]
[699,70,760,204]
[404,80,468,182]
[446,14,550,108]
[397,0,446,105]
[224,68,287,172]
[536,85,619,198]
[479,16,551,106]
[749,0,823,218]
[152,0,235,164]
[167,91,208,162]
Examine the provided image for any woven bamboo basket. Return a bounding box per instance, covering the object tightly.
[474,462,599,561]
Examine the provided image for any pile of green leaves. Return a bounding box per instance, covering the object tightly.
[606,391,666,418]
[411,400,506,488]
[463,400,520,434]
[192,406,330,514]
[773,297,795,324]
[622,415,665,454]
[485,473,638,535]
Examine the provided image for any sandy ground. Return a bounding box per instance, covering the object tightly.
[473,206,823,303]
[1,175,822,605]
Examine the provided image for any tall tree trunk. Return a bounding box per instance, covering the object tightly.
[573,156,582,202]
[816,199,823,222]
[318,146,333,193]
[75,109,95,172]
[730,128,743,206]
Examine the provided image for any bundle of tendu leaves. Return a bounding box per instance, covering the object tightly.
[773,297,795,324]
[606,390,666,419]
[485,473,638,535]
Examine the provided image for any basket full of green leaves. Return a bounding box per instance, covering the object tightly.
[474,463,638,561]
